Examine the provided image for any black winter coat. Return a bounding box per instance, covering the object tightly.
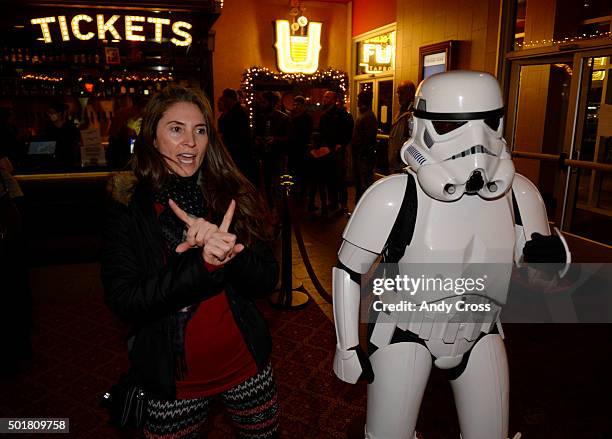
[101,174,278,399]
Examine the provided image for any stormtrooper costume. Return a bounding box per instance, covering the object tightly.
[332,71,569,439]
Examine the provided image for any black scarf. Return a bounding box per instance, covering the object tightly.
[154,172,206,380]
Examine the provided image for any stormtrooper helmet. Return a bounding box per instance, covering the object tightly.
[400,70,515,201]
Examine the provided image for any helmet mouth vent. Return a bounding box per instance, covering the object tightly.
[465,170,485,193]
[445,145,497,161]
[407,145,427,165]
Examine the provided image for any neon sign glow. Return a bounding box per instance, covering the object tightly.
[274,19,322,74]
[30,14,192,46]
[359,31,396,74]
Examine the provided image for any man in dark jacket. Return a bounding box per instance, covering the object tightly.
[308,91,354,216]
[351,90,378,202]
[218,88,256,184]
[289,95,313,197]
[254,91,290,210]
[45,99,81,169]
[388,80,415,173]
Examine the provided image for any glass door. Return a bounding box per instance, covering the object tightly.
[506,51,612,245]
[507,57,574,222]
[564,54,612,245]
[376,79,393,135]
[355,78,394,173]
[355,78,393,133]
[357,80,374,96]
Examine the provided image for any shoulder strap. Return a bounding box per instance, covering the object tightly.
[381,171,418,263]
[511,190,522,226]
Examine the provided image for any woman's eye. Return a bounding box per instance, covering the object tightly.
[170,126,182,133]
[196,127,207,135]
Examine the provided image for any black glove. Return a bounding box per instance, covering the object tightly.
[523,232,566,263]
[348,344,374,384]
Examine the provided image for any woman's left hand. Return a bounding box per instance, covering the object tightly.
[202,200,244,266]
[169,198,244,265]
[169,199,219,253]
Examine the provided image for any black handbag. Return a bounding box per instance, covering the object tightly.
[101,372,148,429]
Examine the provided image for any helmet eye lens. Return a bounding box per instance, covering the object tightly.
[484,116,501,131]
[432,121,467,135]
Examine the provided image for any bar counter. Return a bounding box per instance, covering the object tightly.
[14,169,115,266]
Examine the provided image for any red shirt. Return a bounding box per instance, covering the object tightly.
[176,286,257,399]
[154,202,257,399]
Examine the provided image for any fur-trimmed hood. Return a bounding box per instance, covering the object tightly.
[106,171,138,206]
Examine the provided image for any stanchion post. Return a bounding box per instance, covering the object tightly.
[269,174,310,309]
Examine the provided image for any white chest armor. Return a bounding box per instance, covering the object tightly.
[377,176,516,361]
[401,182,516,265]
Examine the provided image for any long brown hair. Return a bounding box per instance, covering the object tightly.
[131,85,271,244]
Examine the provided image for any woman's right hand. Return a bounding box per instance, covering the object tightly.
[169,199,219,253]
[169,199,244,265]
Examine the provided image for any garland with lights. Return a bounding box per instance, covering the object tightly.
[241,66,349,127]
[516,30,611,49]
[19,71,171,85]
[20,73,63,82]
[107,72,172,82]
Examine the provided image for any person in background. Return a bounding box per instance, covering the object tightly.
[45,99,81,169]
[217,92,227,115]
[108,96,148,169]
[288,95,313,198]
[316,91,341,213]
[333,95,354,213]
[236,89,248,110]
[0,147,31,376]
[102,86,279,438]
[0,146,24,210]
[0,107,23,167]
[351,90,378,202]
[387,80,416,173]
[217,88,256,184]
[254,91,290,211]
[109,95,134,139]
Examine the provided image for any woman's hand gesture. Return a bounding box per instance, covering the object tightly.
[169,198,244,266]
[169,199,218,253]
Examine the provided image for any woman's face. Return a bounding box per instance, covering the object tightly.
[155,101,208,177]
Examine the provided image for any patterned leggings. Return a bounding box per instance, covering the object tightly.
[143,364,279,439]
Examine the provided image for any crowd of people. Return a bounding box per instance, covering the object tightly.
[214,85,416,219]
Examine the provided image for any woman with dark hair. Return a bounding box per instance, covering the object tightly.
[102,85,280,438]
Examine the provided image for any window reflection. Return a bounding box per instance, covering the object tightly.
[513,62,572,219]
[513,0,612,51]
[569,56,612,245]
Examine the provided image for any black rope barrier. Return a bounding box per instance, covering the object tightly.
[269,175,310,309]
[290,207,334,304]
[270,173,335,307]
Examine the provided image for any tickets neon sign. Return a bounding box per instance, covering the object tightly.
[30,14,192,46]
[274,19,322,74]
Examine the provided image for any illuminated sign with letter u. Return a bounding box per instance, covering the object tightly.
[274,19,322,74]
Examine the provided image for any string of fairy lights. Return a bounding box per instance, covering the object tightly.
[241,66,349,128]
[515,30,611,49]
[18,71,172,84]
[107,72,172,82]
[20,73,63,82]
